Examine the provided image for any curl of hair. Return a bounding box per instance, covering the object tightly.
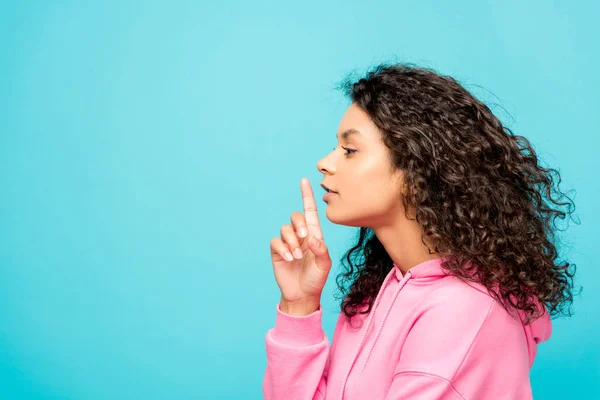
[332,62,580,324]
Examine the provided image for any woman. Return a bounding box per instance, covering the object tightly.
[263,63,577,399]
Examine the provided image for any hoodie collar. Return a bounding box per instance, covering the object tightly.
[393,256,453,281]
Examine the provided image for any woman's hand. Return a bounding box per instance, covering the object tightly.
[270,178,333,314]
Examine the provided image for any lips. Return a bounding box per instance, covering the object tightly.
[320,183,338,193]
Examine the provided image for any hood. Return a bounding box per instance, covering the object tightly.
[520,301,552,367]
[393,256,552,367]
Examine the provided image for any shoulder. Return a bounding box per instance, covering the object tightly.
[397,276,527,378]
[417,276,525,338]
[420,276,496,317]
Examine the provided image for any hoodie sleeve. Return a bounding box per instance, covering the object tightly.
[262,303,330,400]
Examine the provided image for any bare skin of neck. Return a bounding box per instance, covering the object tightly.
[373,204,440,276]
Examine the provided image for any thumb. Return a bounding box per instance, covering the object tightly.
[308,235,332,268]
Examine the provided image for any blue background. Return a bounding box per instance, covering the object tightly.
[1,1,598,398]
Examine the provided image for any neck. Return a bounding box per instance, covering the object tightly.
[372,208,440,276]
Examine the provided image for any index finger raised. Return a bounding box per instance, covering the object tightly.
[300,177,323,240]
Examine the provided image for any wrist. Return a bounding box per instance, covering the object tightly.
[279,296,321,316]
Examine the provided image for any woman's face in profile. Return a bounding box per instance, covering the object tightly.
[316,103,406,229]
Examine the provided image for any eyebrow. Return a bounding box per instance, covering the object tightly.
[336,128,362,140]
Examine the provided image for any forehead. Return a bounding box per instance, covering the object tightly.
[336,103,381,141]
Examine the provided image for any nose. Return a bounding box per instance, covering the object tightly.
[316,150,336,175]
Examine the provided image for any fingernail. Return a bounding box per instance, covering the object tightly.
[284,252,294,261]
[293,248,303,259]
[299,228,307,237]
[310,237,319,248]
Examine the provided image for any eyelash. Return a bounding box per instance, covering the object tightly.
[333,146,357,156]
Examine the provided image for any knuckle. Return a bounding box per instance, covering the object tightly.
[280,226,296,241]
[291,213,306,228]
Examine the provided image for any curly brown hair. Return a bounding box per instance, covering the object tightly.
[332,62,580,324]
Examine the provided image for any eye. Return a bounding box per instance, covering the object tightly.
[341,146,357,156]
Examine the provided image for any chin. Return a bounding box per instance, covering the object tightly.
[325,206,369,228]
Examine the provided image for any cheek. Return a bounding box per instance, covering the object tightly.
[324,159,402,225]
[355,183,398,212]
[329,180,399,222]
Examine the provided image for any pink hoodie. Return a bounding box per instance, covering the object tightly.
[263,257,552,399]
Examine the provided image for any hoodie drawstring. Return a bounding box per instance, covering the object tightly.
[357,271,412,376]
[338,268,412,400]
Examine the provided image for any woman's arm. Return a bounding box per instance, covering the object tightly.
[262,302,330,400]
